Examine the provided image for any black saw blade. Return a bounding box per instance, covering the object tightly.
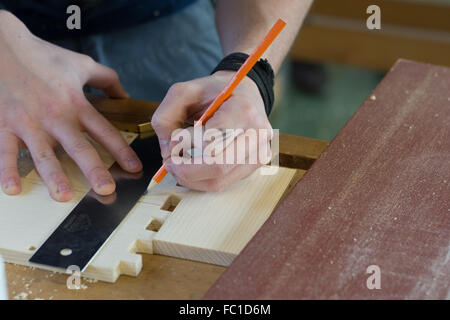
[29,134,162,271]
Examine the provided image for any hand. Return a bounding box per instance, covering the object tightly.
[151,70,273,192]
[0,11,142,201]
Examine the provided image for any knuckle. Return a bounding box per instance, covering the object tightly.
[169,81,196,97]
[34,149,55,165]
[255,114,268,128]
[240,100,257,121]
[150,114,160,128]
[0,166,17,177]
[81,54,95,68]
[86,165,106,180]
[99,122,119,139]
[41,99,63,120]
[48,171,65,183]
[110,69,120,81]
[116,144,133,159]
[150,112,163,128]
[0,147,16,157]
[150,115,168,136]
[6,101,27,120]
[103,67,120,83]
[70,138,91,154]
[65,88,86,107]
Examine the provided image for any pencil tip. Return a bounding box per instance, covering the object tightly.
[146,179,158,194]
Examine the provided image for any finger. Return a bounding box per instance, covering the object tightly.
[53,125,115,195]
[167,125,238,164]
[0,131,21,195]
[175,162,261,192]
[167,126,203,161]
[20,129,73,201]
[166,135,270,183]
[79,102,142,172]
[86,62,129,98]
[166,157,237,183]
[151,82,205,158]
[202,96,272,159]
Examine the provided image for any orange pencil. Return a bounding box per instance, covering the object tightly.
[147,19,286,192]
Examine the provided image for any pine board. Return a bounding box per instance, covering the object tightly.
[0,132,297,282]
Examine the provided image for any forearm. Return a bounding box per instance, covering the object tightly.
[215,0,312,73]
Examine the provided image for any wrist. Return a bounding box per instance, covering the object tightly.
[212,70,259,92]
[212,70,266,115]
[211,53,275,116]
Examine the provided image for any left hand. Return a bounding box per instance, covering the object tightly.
[151,71,273,192]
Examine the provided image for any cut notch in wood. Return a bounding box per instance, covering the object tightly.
[161,194,181,212]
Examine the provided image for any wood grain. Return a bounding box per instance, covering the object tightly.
[1,132,299,282]
[3,97,328,299]
[0,132,178,282]
[205,60,450,299]
[154,167,301,266]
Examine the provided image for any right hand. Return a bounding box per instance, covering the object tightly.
[0,11,142,201]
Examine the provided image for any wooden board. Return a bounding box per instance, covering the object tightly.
[154,168,303,266]
[0,131,297,282]
[205,59,450,299]
[2,97,328,300]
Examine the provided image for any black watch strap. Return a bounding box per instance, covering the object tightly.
[211,52,275,116]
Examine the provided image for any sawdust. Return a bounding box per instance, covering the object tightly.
[13,292,28,300]
[85,278,98,284]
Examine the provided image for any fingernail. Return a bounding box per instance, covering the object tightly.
[128,158,140,170]
[4,178,18,193]
[98,178,114,188]
[57,184,70,193]
[95,178,115,195]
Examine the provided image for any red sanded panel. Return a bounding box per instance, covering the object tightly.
[205,60,450,299]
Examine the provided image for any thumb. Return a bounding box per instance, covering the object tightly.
[151,82,205,159]
[86,62,129,98]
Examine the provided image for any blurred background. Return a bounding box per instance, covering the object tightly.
[271,0,450,141]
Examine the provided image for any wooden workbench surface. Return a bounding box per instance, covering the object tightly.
[6,255,224,300]
[4,97,328,300]
[205,60,450,300]
[6,60,449,300]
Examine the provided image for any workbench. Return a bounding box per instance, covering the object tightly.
[292,0,450,70]
[4,59,449,300]
[4,101,328,300]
